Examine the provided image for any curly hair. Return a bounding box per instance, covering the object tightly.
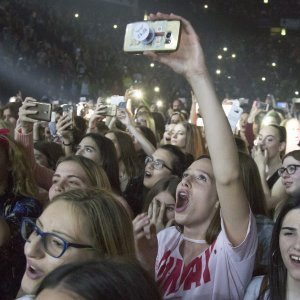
[0,132,37,197]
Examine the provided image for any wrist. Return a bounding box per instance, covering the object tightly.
[63,141,72,146]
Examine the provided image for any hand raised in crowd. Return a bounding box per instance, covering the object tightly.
[88,97,106,131]
[132,213,158,275]
[251,141,268,169]
[116,108,134,128]
[144,13,207,78]
[18,97,39,133]
[56,114,73,140]
[148,200,175,234]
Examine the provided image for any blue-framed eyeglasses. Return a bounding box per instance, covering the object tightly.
[145,156,172,172]
[21,218,94,258]
[278,165,300,177]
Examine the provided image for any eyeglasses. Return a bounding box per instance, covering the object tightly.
[145,156,172,172]
[21,218,94,258]
[278,165,300,177]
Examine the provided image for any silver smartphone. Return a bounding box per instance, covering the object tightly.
[28,102,52,122]
[123,20,181,54]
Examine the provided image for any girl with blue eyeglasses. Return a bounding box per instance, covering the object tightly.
[17,188,135,300]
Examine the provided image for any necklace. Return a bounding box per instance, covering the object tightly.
[182,236,206,244]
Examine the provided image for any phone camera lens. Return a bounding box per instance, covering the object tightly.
[166,32,172,38]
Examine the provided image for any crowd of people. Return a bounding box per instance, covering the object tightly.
[0,0,300,106]
[1,4,300,300]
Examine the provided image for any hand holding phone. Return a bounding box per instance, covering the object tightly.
[18,98,51,134]
[124,19,181,53]
[253,101,269,111]
[61,105,74,130]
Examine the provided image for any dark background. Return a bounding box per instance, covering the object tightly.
[0,0,299,108]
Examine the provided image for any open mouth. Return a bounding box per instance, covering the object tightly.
[283,181,293,188]
[144,171,152,178]
[176,190,189,212]
[26,263,44,280]
[290,255,300,263]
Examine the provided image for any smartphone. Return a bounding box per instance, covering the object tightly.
[61,104,74,129]
[222,100,243,132]
[123,20,181,53]
[276,102,288,109]
[104,105,117,117]
[28,102,52,122]
[254,101,269,111]
[110,96,125,106]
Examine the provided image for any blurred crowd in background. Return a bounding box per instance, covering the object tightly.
[0,0,299,110]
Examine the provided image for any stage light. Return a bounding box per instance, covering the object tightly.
[156,100,163,107]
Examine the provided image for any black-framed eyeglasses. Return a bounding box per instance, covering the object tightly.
[21,218,94,258]
[145,156,172,172]
[278,165,300,177]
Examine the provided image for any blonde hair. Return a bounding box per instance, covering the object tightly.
[51,188,135,258]
[57,155,112,191]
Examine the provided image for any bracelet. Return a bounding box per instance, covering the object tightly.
[63,141,72,146]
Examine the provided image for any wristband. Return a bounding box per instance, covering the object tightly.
[63,141,72,146]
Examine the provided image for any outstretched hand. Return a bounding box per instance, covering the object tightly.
[143,12,207,79]
[133,213,158,274]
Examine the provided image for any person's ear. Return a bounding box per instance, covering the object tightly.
[279,141,286,153]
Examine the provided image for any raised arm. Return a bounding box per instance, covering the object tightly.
[145,13,250,246]
[117,109,156,156]
[16,97,54,191]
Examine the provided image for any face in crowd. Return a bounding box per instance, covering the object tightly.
[175,158,219,228]
[21,200,97,294]
[144,148,173,189]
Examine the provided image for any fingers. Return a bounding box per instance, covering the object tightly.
[19,99,38,123]
[148,12,193,36]
[148,202,153,220]
[133,213,151,240]
[158,201,166,222]
[166,218,175,228]
[57,115,72,132]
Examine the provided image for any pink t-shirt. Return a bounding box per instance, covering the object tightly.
[155,213,257,300]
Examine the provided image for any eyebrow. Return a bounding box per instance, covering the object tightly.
[281,227,296,231]
[37,218,77,241]
[83,145,96,150]
[186,168,214,180]
[52,174,84,181]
